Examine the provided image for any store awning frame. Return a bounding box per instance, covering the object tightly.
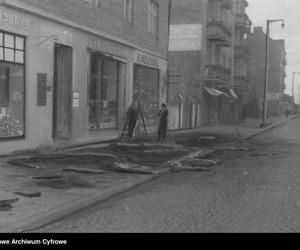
[173,93,184,103]
[229,89,239,99]
[204,87,230,98]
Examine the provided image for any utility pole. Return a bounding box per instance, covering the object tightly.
[261,19,285,128]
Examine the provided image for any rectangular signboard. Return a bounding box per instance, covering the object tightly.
[169,24,202,52]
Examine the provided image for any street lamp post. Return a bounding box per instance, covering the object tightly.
[292,72,300,114]
[261,19,285,128]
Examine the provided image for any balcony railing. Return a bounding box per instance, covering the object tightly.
[205,64,231,83]
[235,13,251,33]
[207,20,232,46]
[234,45,249,61]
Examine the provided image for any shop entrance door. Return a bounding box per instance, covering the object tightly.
[53,44,73,140]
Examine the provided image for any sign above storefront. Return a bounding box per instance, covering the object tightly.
[136,52,159,68]
[88,37,125,58]
[0,6,31,31]
[169,24,202,51]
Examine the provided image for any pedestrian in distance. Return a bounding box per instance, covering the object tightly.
[240,105,247,123]
[158,103,169,141]
[284,109,290,118]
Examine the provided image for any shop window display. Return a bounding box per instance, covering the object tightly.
[89,54,119,130]
[0,31,25,139]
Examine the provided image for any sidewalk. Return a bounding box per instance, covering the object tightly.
[0,115,297,233]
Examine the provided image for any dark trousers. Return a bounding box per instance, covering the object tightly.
[158,119,168,140]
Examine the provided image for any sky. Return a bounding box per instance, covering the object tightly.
[247,0,300,103]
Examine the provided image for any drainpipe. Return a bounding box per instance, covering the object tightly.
[231,0,236,122]
[166,0,172,104]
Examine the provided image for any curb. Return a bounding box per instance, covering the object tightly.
[235,116,300,144]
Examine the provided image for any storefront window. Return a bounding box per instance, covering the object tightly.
[89,54,119,130]
[0,31,25,139]
[133,64,159,128]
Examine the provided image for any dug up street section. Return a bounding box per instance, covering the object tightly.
[0,115,298,233]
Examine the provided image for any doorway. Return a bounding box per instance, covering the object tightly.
[53,44,73,140]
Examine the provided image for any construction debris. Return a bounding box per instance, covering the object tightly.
[34,175,96,190]
[7,159,43,169]
[117,143,141,147]
[63,167,105,175]
[198,136,216,141]
[14,191,41,198]
[181,158,220,167]
[143,143,184,149]
[215,146,254,153]
[0,192,19,207]
[32,175,64,180]
[113,163,155,175]
[142,149,189,153]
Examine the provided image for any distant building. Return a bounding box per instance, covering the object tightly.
[245,26,287,117]
[281,94,293,112]
[168,0,238,129]
[0,0,170,154]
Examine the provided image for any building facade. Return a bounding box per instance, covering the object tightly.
[203,0,238,126]
[0,0,170,154]
[168,0,207,130]
[233,0,251,115]
[246,26,287,117]
[168,0,239,130]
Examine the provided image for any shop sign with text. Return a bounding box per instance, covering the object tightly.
[0,6,31,31]
[136,52,159,68]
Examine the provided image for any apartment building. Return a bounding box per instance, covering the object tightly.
[168,0,239,129]
[0,0,170,154]
[246,26,287,117]
[203,0,238,126]
[233,0,252,115]
[168,0,207,130]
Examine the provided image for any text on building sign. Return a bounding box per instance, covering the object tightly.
[0,6,31,31]
[136,53,159,68]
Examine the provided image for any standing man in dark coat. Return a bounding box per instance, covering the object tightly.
[158,103,169,141]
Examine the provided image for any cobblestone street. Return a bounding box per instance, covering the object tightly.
[31,118,300,233]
